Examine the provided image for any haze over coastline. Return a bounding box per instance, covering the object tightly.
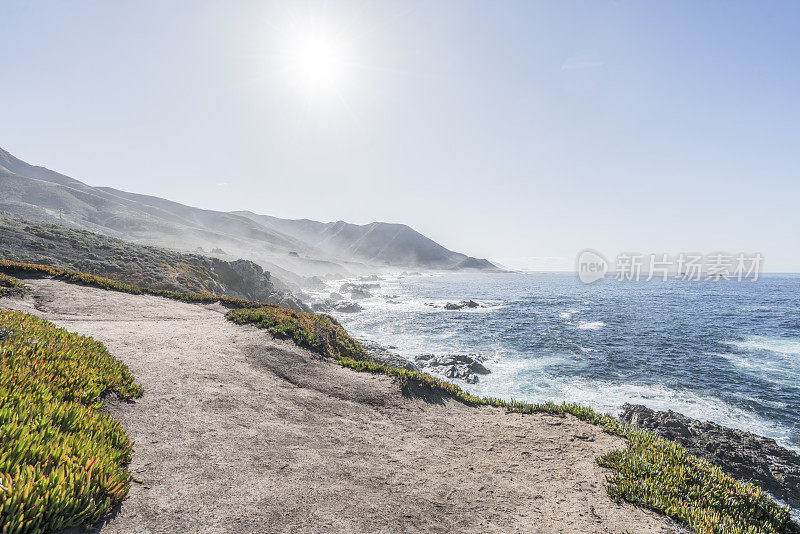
[2,1,799,272]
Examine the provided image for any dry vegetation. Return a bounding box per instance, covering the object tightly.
[0,273,27,297]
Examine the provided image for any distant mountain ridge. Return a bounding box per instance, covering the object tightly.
[0,147,499,280]
[233,211,497,271]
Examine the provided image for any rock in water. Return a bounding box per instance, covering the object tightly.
[360,341,419,372]
[339,282,375,300]
[444,300,481,310]
[620,403,800,508]
[414,353,490,384]
[332,301,363,313]
[310,297,365,313]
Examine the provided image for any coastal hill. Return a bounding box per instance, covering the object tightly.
[0,147,499,281]
[0,212,307,311]
[234,211,497,271]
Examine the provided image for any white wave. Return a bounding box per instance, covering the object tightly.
[576,321,605,330]
[725,335,800,356]
[465,369,799,452]
[713,337,800,388]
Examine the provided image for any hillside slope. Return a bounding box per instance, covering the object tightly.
[0,147,498,276]
[0,213,306,310]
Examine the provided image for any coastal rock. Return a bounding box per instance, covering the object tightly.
[303,276,327,290]
[415,353,490,384]
[332,301,363,313]
[351,288,371,299]
[444,300,481,310]
[361,341,419,372]
[359,274,383,282]
[339,282,376,300]
[310,301,330,312]
[226,259,310,312]
[314,297,363,313]
[620,403,800,508]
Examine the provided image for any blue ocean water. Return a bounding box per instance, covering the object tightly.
[319,273,800,451]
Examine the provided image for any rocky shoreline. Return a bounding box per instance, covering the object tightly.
[360,340,493,385]
[414,353,490,384]
[621,403,800,509]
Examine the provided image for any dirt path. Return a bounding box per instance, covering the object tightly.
[2,278,681,533]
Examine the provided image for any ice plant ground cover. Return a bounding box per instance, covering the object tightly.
[0,309,142,533]
[0,259,797,533]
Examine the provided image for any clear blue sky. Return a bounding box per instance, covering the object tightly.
[2,1,798,271]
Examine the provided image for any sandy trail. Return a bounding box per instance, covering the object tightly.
[1,278,681,533]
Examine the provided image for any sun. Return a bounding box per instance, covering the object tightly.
[293,34,343,87]
[267,7,365,109]
[284,29,350,95]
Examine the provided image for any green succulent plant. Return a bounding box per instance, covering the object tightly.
[0,310,142,534]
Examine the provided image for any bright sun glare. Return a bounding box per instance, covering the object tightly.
[285,30,349,94]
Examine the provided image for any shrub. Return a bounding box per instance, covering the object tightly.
[226,307,367,361]
[0,273,27,297]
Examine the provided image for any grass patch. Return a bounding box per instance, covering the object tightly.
[0,273,27,297]
[226,306,367,361]
[1,258,796,533]
[227,306,797,534]
[0,309,142,533]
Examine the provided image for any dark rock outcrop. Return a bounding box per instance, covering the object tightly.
[361,341,419,372]
[223,260,310,312]
[620,403,800,508]
[339,283,375,300]
[332,301,363,313]
[312,296,364,313]
[444,300,481,310]
[415,353,490,384]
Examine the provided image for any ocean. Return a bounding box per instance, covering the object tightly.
[314,272,800,452]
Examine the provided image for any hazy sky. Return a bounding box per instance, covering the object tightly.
[2,1,799,271]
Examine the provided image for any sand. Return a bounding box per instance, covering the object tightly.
[1,278,683,533]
